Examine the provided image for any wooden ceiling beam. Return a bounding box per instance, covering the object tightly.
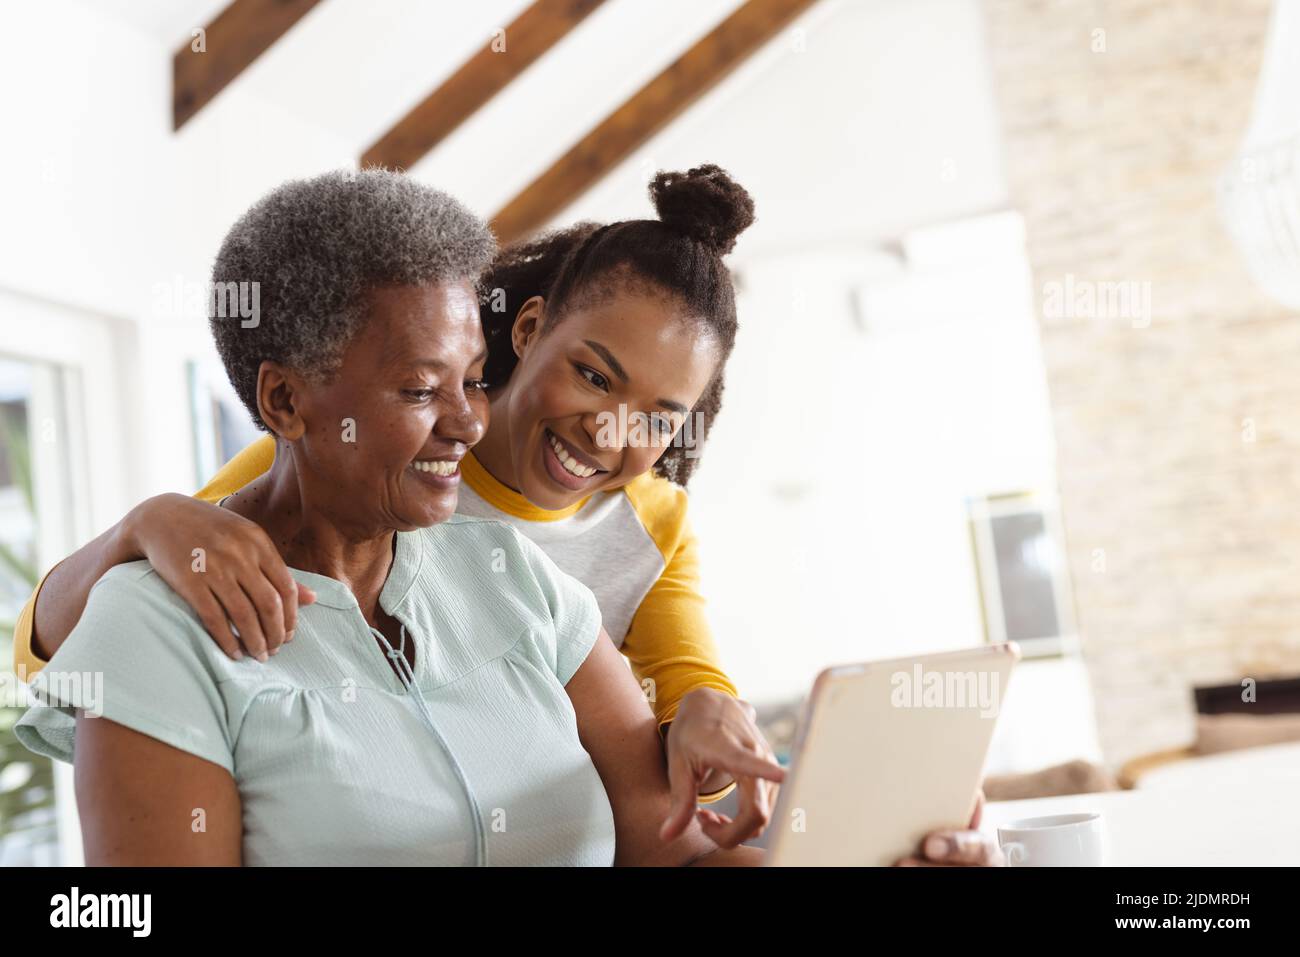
[173,0,323,130]
[489,0,820,245]
[361,0,608,171]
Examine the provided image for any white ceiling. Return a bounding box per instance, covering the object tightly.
[91,0,233,42]
[83,0,1009,261]
[90,0,747,153]
[558,0,1010,259]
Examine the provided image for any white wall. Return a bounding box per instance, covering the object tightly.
[0,0,353,507]
[685,213,1102,770]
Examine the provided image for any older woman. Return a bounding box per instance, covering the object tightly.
[15,170,759,866]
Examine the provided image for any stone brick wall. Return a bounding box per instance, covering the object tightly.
[982,0,1300,764]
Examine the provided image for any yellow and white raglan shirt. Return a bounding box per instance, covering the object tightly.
[12,436,740,802]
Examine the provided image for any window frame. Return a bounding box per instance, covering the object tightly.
[0,288,133,866]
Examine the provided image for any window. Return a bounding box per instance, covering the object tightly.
[0,355,76,865]
[0,289,126,866]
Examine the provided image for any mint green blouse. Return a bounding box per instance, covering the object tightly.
[16,515,617,866]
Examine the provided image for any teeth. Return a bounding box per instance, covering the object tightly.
[413,459,459,476]
[548,433,596,478]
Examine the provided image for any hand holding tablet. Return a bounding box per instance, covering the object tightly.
[766,643,1021,867]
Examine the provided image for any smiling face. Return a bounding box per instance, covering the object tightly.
[488,283,722,510]
[269,281,490,533]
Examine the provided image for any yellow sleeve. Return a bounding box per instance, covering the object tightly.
[10,567,55,678]
[194,434,276,503]
[9,435,277,678]
[621,474,741,804]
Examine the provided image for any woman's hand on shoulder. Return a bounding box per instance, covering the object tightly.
[124,493,314,662]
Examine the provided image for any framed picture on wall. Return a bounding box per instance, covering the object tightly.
[967,490,1078,658]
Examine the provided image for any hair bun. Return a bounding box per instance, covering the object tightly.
[650,164,756,256]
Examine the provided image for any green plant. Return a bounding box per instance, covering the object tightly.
[0,402,58,863]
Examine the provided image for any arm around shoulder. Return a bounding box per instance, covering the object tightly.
[23,503,145,667]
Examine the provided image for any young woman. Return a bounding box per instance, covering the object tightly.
[13,165,999,864]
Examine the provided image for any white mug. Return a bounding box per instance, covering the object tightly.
[997,812,1105,867]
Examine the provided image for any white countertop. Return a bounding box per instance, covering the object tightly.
[981,743,1300,866]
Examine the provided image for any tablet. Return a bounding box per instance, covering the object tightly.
[766,643,1020,867]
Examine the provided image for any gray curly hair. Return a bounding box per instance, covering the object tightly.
[209,168,497,430]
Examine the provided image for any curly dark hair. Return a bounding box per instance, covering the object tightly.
[480,164,755,486]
